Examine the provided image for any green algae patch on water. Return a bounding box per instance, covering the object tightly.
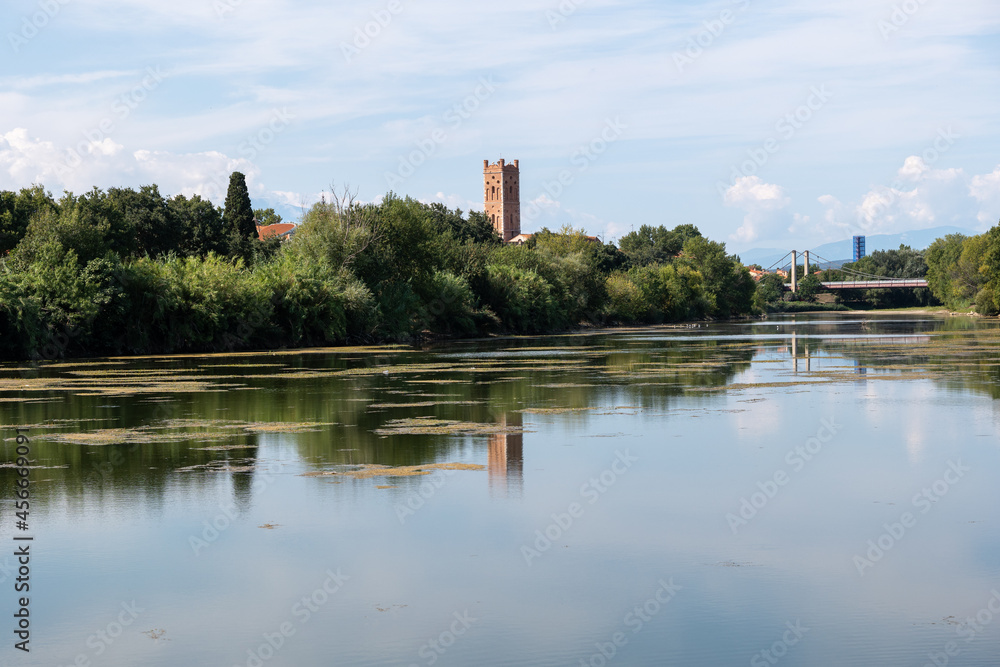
[199,363,288,369]
[242,422,338,433]
[42,427,185,446]
[373,417,526,436]
[367,400,485,409]
[0,375,246,397]
[405,379,474,385]
[518,407,599,415]
[42,419,337,446]
[302,462,485,479]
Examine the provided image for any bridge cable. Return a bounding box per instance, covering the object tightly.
[807,252,902,282]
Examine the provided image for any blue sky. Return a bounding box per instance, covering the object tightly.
[1,0,999,252]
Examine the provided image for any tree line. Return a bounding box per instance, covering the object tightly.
[0,175,757,360]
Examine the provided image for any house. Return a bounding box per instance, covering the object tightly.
[256,223,296,241]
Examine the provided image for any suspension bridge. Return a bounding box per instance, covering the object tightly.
[759,250,928,293]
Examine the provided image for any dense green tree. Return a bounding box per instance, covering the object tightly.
[481,263,556,333]
[171,195,226,257]
[925,234,967,306]
[12,202,111,267]
[424,204,500,246]
[844,245,927,279]
[976,224,1000,315]
[253,208,283,226]
[841,245,933,308]
[107,185,180,257]
[753,273,786,311]
[795,274,822,302]
[677,236,753,317]
[534,226,622,270]
[618,225,683,266]
[673,224,702,244]
[0,176,774,360]
[223,172,256,260]
[0,186,56,254]
[626,263,708,322]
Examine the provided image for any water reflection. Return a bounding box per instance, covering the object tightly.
[2,315,1000,666]
[487,413,523,499]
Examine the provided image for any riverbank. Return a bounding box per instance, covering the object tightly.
[765,303,982,317]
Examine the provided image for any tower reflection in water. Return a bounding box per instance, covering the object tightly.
[488,412,523,499]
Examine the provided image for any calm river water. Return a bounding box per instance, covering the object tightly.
[2,313,999,666]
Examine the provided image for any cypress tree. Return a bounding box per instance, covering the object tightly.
[222,172,256,260]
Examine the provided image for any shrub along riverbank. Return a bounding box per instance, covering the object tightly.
[0,175,757,361]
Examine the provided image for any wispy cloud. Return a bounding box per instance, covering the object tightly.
[0,0,997,237]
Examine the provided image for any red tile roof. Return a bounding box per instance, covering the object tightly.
[256,223,296,240]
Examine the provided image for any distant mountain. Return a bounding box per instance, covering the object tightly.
[735,226,980,269]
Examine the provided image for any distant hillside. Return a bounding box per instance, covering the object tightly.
[736,226,980,269]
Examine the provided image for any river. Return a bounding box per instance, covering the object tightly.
[1,313,998,666]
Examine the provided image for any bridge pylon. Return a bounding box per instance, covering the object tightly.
[791,250,798,293]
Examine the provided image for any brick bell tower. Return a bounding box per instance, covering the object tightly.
[484,158,520,242]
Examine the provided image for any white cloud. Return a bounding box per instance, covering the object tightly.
[0,70,134,91]
[427,191,480,214]
[970,167,1000,224]
[730,156,1000,248]
[819,157,986,236]
[724,176,791,244]
[521,193,563,231]
[819,156,1000,238]
[3,0,1000,248]
[0,127,280,206]
[131,148,259,203]
[0,128,67,186]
